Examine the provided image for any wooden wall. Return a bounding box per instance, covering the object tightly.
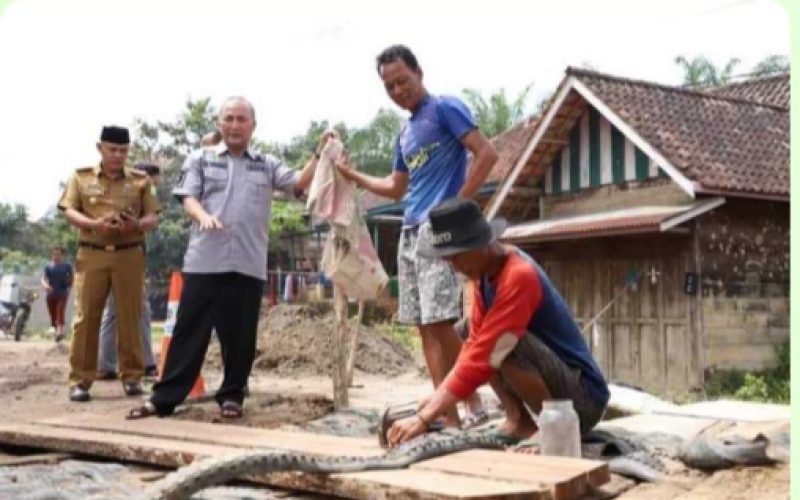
[521,234,701,395]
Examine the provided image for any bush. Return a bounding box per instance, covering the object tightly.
[705,341,790,404]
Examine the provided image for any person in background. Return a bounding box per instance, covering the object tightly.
[41,246,73,342]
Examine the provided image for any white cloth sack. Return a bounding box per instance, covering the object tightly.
[308,137,388,300]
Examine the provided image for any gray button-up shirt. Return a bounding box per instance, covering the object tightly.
[173,144,299,280]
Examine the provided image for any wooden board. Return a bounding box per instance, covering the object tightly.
[39,414,607,498]
[39,414,381,456]
[412,449,609,499]
[0,421,552,499]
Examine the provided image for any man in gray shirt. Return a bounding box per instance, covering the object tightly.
[128,96,329,419]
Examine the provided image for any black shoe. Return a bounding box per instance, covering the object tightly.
[69,386,90,402]
[143,365,158,378]
[96,371,118,381]
[123,382,144,397]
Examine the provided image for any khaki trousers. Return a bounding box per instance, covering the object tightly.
[69,246,144,387]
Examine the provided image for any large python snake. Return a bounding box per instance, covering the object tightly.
[143,429,507,500]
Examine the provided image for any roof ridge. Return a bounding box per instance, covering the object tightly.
[709,72,790,90]
[565,66,789,112]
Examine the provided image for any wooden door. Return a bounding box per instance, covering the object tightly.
[542,254,697,394]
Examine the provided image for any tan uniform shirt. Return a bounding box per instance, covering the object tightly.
[58,164,161,246]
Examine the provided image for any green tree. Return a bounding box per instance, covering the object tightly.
[127,98,221,283]
[461,84,533,138]
[270,199,307,237]
[0,203,29,248]
[751,55,790,77]
[346,109,403,176]
[674,55,741,86]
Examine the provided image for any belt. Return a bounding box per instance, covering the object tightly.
[79,241,143,252]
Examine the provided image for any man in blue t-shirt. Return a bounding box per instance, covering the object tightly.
[336,45,499,428]
[41,246,73,341]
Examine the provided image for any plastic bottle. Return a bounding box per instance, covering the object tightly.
[538,399,581,458]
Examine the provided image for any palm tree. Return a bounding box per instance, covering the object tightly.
[674,55,741,87]
[751,55,790,77]
[462,84,533,138]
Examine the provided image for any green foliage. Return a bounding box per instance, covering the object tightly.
[705,341,790,404]
[346,109,403,176]
[0,204,31,249]
[378,322,420,353]
[751,55,790,77]
[674,55,741,86]
[675,54,790,87]
[270,200,307,237]
[127,98,220,283]
[462,85,533,138]
[275,120,348,166]
[0,247,45,275]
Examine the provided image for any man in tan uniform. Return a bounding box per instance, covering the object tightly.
[58,126,161,402]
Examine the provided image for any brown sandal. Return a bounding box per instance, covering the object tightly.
[126,402,158,420]
[220,401,244,419]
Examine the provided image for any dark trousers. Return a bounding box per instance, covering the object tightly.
[46,294,68,327]
[150,272,264,415]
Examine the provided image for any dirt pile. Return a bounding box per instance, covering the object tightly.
[207,303,418,377]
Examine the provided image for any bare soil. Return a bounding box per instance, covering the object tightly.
[171,392,334,428]
[206,303,418,377]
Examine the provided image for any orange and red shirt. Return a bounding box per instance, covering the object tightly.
[444,247,609,407]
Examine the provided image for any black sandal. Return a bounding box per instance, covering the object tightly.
[126,402,158,420]
[220,401,244,419]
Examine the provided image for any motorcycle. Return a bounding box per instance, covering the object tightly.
[0,274,38,341]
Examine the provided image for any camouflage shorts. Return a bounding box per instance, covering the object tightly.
[397,223,462,325]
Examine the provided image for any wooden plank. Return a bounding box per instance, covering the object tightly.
[0,422,238,468]
[321,469,551,500]
[0,452,72,466]
[0,422,549,500]
[39,414,381,456]
[34,415,608,498]
[345,300,365,388]
[35,415,606,498]
[333,284,349,409]
[412,449,608,500]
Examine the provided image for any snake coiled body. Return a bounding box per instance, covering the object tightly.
[144,430,507,500]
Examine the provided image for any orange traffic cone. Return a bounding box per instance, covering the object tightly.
[159,271,206,398]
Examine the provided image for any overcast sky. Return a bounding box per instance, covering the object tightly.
[0,0,789,220]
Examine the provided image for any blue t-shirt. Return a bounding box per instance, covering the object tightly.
[44,262,73,298]
[393,94,476,226]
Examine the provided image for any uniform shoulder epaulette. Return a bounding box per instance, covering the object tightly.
[76,166,94,172]
[129,169,147,176]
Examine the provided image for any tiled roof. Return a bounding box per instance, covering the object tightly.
[707,74,790,109]
[567,68,790,197]
[502,204,696,243]
[486,116,538,182]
